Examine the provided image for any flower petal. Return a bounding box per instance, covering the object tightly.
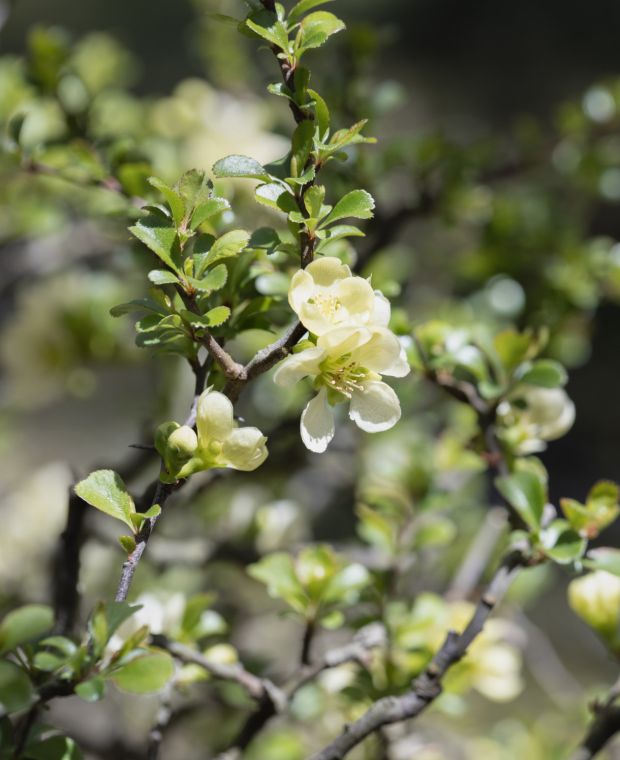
[289,269,315,314]
[300,387,335,453]
[349,327,402,373]
[305,256,350,286]
[221,427,268,471]
[370,291,391,327]
[349,381,401,433]
[273,345,325,387]
[382,343,411,378]
[336,276,375,318]
[197,390,234,442]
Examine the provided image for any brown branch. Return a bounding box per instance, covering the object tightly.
[307,551,527,760]
[570,678,620,760]
[152,636,286,707]
[52,446,155,634]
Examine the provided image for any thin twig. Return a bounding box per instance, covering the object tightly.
[307,552,527,760]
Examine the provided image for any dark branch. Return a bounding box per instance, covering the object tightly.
[571,679,620,760]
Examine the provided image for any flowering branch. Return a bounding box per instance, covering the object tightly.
[308,551,527,760]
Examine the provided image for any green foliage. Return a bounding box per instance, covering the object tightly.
[249,545,370,627]
[0,605,53,654]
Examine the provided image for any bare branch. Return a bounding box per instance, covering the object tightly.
[152,636,286,708]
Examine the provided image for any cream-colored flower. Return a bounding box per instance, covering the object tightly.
[289,257,389,336]
[499,386,576,454]
[161,389,268,478]
[568,570,620,647]
[274,326,410,453]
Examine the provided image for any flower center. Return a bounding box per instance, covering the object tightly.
[310,292,342,321]
[320,354,368,398]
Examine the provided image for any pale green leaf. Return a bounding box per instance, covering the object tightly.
[74,470,136,530]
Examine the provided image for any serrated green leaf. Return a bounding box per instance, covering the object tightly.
[74,470,136,531]
[109,649,175,694]
[197,230,250,275]
[148,270,179,286]
[148,177,185,227]
[0,660,33,714]
[190,197,230,230]
[196,264,228,293]
[542,522,586,564]
[245,15,290,52]
[496,471,546,531]
[213,154,271,181]
[296,11,345,55]
[0,605,54,655]
[204,306,231,327]
[326,119,375,154]
[321,189,375,226]
[130,216,180,273]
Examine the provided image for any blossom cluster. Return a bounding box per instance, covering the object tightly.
[157,388,268,480]
[274,257,410,452]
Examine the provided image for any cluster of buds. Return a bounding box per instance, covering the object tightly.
[274,257,409,452]
[156,388,268,481]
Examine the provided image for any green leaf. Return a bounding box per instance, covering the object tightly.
[517,359,567,388]
[326,119,375,154]
[308,88,330,137]
[541,521,586,565]
[75,676,105,703]
[248,553,307,615]
[119,535,137,553]
[213,154,271,181]
[195,264,228,293]
[148,270,180,286]
[204,306,231,327]
[321,189,375,226]
[110,298,167,317]
[496,470,546,530]
[39,636,78,658]
[289,0,335,23]
[0,660,34,714]
[296,11,345,54]
[255,182,288,210]
[196,230,250,275]
[493,329,534,372]
[583,548,620,577]
[245,15,290,52]
[291,120,315,177]
[25,736,83,760]
[0,605,54,655]
[130,215,180,273]
[190,198,230,230]
[74,470,136,531]
[109,649,175,694]
[304,185,326,219]
[148,177,185,227]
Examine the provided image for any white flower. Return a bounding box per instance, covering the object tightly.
[499,386,575,454]
[196,389,268,472]
[274,326,410,453]
[289,256,389,336]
